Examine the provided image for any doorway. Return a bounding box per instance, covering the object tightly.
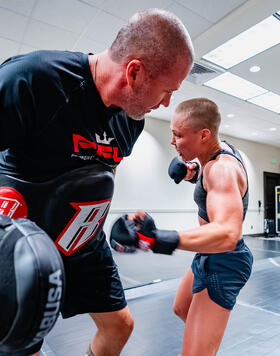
[263,172,280,234]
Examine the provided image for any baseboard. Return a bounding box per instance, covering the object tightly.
[244,233,264,237]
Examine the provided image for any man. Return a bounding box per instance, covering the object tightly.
[111,98,253,356]
[0,8,194,356]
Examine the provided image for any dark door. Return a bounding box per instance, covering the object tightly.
[263,172,280,233]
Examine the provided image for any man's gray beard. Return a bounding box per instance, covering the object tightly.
[122,83,149,120]
[122,101,146,120]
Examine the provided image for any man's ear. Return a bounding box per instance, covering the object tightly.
[126,59,145,87]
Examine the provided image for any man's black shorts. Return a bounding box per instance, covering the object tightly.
[61,233,127,318]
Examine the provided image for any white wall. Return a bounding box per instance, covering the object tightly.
[104,117,280,236]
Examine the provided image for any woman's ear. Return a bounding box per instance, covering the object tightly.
[200,128,211,142]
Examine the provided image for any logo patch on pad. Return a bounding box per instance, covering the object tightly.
[0,187,28,218]
[55,199,111,255]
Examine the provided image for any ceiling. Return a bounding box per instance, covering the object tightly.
[0,0,279,147]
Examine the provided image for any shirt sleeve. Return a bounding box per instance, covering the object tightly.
[0,58,33,150]
[0,52,66,151]
[129,117,145,154]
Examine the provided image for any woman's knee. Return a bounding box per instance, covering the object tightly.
[173,302,188,322]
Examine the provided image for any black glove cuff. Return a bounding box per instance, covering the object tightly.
[153,229,179,255]
[186,161,200,184]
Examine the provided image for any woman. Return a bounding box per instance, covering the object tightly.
[171,98,253,356]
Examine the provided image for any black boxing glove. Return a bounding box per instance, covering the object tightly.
[110,215,138,253]
[110,214,179,255]
[137,213,179,255]
[168,157,200,184]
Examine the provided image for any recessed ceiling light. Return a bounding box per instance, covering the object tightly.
[250,65,261,73]
[225,124,230,128]
[204,72,267,100]
[202,14,280,69]
[205,73,280,113]
[227,113,235,118]
[269,127,277,131]
[251,132,258,136]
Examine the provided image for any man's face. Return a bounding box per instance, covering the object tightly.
[124,58,192,120]
[170,112,201,161]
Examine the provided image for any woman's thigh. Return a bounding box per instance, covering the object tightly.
[173,267,194,321]
[182,288,231,356]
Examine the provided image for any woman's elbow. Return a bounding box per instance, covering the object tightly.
[225,228,241,251]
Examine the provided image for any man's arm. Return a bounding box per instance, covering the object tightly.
[178,159,245,253]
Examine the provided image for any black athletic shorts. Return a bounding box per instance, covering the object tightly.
[61,232,127,318]
[0,340,43,355]
[191,238,253,310]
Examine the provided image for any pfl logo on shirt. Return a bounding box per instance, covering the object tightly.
[95,132,114,145]
[72,133,123,163]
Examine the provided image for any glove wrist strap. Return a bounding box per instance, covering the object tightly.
[137,232,155,251]
[154,229,179,255]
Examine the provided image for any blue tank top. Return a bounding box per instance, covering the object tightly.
[193,141,249,222]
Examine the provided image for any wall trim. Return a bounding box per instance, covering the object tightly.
[109,208,263,214]
[109,209,198,214]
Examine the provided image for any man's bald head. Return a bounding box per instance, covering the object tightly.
[109,8,194,79]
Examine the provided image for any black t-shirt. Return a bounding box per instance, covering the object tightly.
[0,50,144,182]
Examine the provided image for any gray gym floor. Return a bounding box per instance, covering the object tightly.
[43,236,280,356]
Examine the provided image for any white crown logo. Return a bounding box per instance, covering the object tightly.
[95,132,114,145]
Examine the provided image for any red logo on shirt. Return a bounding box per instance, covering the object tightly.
[73,134,123,163]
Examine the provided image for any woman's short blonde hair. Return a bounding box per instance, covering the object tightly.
[175,98,221,136]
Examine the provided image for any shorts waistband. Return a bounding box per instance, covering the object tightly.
[198,238,245,256]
